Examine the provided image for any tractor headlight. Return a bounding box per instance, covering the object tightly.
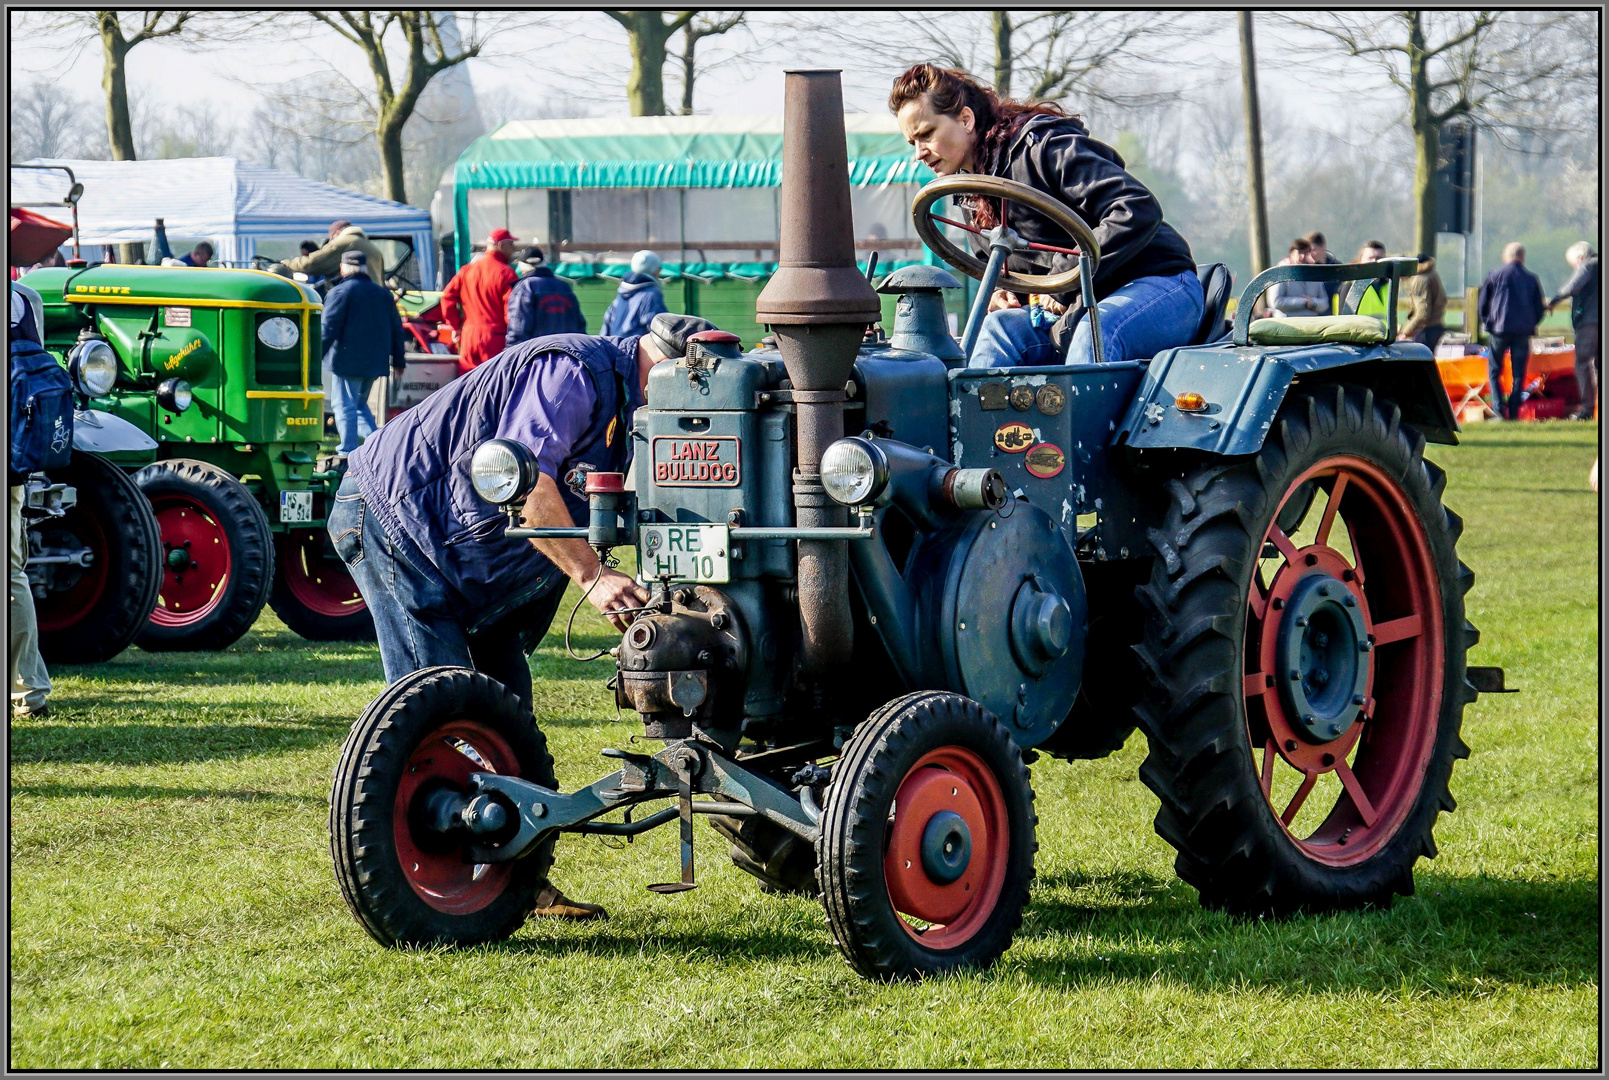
[257,316,301,350]
[156,378,193,413]
[821,437,890,506]
[67,339,119,397]
[470,438,540,507]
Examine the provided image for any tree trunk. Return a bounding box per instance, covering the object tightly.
[1238,12,1271,275]
[679,29,697,114]
[98,16,143,262]
[992,11,1012,96]
[377,116,408,204]
[618,12,671,116]
[1406,13,1440,259]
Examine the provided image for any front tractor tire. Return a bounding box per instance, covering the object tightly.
[134,458,274,652]
[1134,384,1477,916]
[269,529,375,641]
[34,451,162,664]
[817,692,1037,980]
[329,667,557,948]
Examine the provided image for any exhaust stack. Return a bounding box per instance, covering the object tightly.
[755,70,882,675]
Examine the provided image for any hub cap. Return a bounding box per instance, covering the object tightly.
[149,497,231,626]
[1244,456,1444,866]
[884,746,1010,948]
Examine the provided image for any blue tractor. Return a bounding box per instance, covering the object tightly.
[330,71,1496,981]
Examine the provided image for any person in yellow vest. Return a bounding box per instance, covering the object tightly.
[1346,240,1390,320]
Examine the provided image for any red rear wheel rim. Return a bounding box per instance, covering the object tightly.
[279,531,365,618]
[1244,456,1443,866]
[149,496,232,627]
[883,746,1011,949]
[393,720,519,914]
[34,509,110,632]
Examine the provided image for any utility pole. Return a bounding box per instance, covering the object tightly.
[1238,11,1271,276]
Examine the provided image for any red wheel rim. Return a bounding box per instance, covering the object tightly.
[34,509,110,632]
[279,531,365,618]
[148,496,232,627]
[883,746,1011,949]
[393,720,520,914]
[1244,456,1444,866]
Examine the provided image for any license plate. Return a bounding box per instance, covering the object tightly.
[279,490,314,524]
[650,436,741,487]
[639,524,730,583]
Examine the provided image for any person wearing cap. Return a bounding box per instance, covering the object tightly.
[321,250,408,458]
[275,220,385,286]
[506,244,586,345]
[601,249,669,338]
[328,311,724,920]
[440,227,521,372]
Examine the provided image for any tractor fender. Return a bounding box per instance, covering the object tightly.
[1113,341,1458,455]
[71,408,158,454]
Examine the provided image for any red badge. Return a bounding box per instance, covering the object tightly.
[1024,442,1066,478]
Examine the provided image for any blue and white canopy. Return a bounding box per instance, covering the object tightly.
[14,157,434,286]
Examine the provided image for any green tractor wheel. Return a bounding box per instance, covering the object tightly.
[134,458,275,652]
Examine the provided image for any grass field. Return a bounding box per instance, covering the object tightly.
[9,423,1599,1069]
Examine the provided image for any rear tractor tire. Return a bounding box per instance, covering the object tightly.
[269,529,374,641]
[817,691,1037,980]
[1134,384,1477,916]
[33,451,162,664]
[134,458,274,652]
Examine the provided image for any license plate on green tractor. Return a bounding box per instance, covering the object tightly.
[639,524,730,584]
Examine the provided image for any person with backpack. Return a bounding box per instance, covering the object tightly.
[10,279,69,718]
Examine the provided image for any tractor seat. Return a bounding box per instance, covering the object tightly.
[1193,263,1233,344]
[1247,315,1387,347]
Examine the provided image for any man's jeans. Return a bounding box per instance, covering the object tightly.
[9,485,50,714]
[329,373,378,455]
[969,269,1204,368]
[1574,323,1599,418]
[1487,333,1531,419]
[326,476,565,711]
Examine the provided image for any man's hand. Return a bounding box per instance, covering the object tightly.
[584,566,649,632]
[520,473,648,633]
[988,289,1022,313]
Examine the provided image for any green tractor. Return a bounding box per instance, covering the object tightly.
[20,264,372,653]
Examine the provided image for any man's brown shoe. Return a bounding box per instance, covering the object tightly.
[531,884,608,920]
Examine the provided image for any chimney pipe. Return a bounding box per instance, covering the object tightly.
[755,70,882,676]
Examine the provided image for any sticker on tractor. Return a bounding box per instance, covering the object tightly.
[1024,443,1066,478]
[977,383,1010,410]
[164,306,192,327]
[1009,385,1035,411]
[279,490,314,523]
[1036,384,1066,415]
[651,436,741,487]
[994,422,1035,453]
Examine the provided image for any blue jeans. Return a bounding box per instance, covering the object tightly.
[329,373,377,454]
[326,476,566,711]
[969,269,1205,368]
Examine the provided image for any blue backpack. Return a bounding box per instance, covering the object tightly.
[10,338,74,481]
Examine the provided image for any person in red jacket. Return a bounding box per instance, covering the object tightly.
[441,227,520,372]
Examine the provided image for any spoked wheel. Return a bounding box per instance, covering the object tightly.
[330,667,557,948]
[268,529,374,641]
[1135,384,1478,915]
[33,452,162,664]
[134,459,274,652]
[818,691,1036,980]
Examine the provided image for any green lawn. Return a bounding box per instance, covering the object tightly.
[9,423,1599,1069]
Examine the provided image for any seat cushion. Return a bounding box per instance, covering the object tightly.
[1248,315,1387,346]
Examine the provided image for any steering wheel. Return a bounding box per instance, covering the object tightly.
[911,174,1101,295]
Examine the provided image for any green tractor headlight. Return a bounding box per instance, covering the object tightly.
[157,378,193,413]
[67,338,119,397]
[257,316,300,350]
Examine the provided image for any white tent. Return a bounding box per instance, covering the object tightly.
[13,157,435,287]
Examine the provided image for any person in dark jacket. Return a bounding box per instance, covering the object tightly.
[1549,241,1599,419]
[506,245,586,344]
[328,312,719,921]
[321,250,407,455]
[889,63,1200,367]
[1478,242,1547,420]
[601,250,669,337]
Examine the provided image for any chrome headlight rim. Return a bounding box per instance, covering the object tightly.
[67,339,119,397]
[156,378,193,414]
[470,438,541,507]
[820,436,890,507]
[257,315,301,351]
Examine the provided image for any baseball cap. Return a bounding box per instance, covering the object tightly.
[488,227,518,244]
[340,250,368,268]
[649,312,723,359]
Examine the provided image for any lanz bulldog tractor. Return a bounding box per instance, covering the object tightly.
[21,263,372,653]
[330,70,1498,980]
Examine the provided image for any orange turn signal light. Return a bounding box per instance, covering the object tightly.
[1175,391,1208,413]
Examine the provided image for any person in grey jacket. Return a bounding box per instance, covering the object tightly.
[1268,237,1329,316]
[1548,241,1599,419]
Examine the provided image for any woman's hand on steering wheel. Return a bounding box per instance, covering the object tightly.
[988,289,1022,313]
[911,173,1101,296]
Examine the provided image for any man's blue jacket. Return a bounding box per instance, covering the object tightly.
[322,273,407,378]
[506,267,586,345]
[1478,260,1546,337]
[601,272,667,337]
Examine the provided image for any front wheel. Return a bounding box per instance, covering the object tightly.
[133,459,274,652]
[817,691,1037,980]
[268,529,374,641]
[330,667,557,948]
[1134,384,1478,915]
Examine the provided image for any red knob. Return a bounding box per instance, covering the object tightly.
[585,471,626,493]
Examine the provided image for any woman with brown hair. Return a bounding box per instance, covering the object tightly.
[889,63,1202,366]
